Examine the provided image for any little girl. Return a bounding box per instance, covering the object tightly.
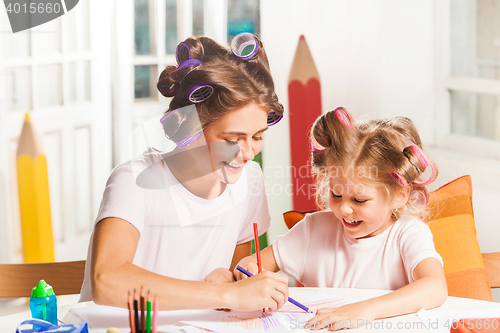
[235,107,447,329]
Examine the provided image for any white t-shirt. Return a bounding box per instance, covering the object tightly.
[80,150,270,302]
[272,211,443,290]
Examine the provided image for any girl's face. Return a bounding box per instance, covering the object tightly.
[328,176,405,239]
[203,103,268,184]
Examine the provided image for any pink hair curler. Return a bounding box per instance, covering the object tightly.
[333,107,353,129]
[310,138,324,152]
[391,172,409,186]
[408,145,436,186]
[410,189,428,206]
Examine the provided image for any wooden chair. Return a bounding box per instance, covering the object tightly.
[0,260,86,298]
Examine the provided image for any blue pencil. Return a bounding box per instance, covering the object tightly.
[236,265,313,313]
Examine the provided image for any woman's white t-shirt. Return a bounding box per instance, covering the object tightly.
[80,150,270,302]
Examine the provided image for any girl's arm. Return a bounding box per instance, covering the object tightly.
[308,258,447,330]
[91,217,289,312]
[233,245,281,279]
[204,241,252,283]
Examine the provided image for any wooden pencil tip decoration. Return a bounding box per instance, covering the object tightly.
[288,35,322,212]
[16,112,55,263]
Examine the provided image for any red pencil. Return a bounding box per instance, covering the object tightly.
[128,291,135,333]
[253,223,262,273]
[152,294,158,333]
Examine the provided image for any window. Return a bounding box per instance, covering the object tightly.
[444,0,500,143]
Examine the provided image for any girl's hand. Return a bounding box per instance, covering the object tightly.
[233,256,259,280]
[308,301,377,331]
[224,270,289,312]
[204,268,234,284]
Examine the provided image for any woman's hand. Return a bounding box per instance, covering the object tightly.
[308,301,377,331]
[223,270,289,312]
[233,255,259,281]
[204,268,234,284]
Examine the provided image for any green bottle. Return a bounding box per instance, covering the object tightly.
[29,280,58,325]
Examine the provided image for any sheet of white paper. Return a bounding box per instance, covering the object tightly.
[181,289,354,333]
[417,308,500,333]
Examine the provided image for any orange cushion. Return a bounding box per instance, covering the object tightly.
[283,175,493,301]
[426,175,492,301]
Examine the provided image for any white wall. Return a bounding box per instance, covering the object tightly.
[260,0,437,241]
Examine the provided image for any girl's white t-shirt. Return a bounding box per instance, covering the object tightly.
[272,211,443,290]
[79,150,270,302]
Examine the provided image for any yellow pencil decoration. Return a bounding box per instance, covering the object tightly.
[16,112,55,263]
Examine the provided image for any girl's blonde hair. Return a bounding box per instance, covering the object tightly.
[310,108,438,221]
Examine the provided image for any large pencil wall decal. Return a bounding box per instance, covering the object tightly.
[288,35,322,212]
[16,112,55,263]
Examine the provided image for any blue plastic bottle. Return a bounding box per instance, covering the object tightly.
[29,280,58,326]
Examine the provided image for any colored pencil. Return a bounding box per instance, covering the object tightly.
[236,265,313,313]
[140,287,145,333]
[16,112,55,263]
[128,291,135,333]
[146,291,152,333]
[133,290,139,333]
[253,223,262,273]
[288,35,323,212]
[152,294,158,333]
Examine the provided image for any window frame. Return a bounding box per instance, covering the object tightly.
[435,0,500,161]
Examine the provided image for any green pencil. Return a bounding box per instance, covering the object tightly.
[146,291,152,333]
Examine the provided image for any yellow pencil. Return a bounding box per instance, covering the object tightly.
[16,112,55,263]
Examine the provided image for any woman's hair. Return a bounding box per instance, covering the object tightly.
[157,35,283,130]
[310,108,438,221]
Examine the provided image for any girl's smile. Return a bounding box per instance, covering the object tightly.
[329,176,403,239]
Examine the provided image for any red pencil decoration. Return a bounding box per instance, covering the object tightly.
[253,223,262,273]
[288,35,323,212]
[152,294,158,333]
[128,291,135,333]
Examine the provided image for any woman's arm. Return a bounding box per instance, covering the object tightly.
[308,258,448,330]
[91,217,289,312]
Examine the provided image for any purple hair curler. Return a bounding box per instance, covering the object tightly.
[178,58,202,70]
[187,84,214,103]
[160,105,202,149]
[267,110,283,126]
[176,42,191,64]
[231,33,259,60]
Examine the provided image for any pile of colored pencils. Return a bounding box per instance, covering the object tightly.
[128,287,157,333]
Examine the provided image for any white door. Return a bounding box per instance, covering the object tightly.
[0,0,112,262]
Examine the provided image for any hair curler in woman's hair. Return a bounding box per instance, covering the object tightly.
[175,42,191,64]
[177,58,215,104]
[160,105,202,148]
[267,110,283,126]
[231,33,259,60]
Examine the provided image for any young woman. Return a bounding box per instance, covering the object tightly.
[79,34,289,312]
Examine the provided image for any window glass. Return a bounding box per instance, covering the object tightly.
[451,91,500,140]
[451,0,500,80]
[227,0,260,40]
[135,65,158,100]
[135,0,155,55]
[5,67,32,112]
[38,64,63,107]
[165,0,177,54]
[32,18,61,56]
[193,0,204,36]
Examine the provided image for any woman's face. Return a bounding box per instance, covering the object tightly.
[203,103,268,184]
